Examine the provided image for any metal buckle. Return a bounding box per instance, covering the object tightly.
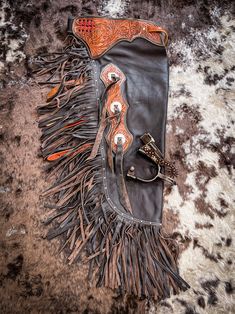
[140,133,155,144]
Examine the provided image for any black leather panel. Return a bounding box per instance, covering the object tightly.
[96,38,169,223]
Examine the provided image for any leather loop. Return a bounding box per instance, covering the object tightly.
[147,25,168,46]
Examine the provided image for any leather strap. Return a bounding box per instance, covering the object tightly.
[115,138,133,214]
[87,78,119,160]
[139,133,177,178]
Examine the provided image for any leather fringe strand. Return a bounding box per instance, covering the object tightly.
[35,36,189,300]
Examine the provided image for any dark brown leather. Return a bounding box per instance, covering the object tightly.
[95,38,168,223]
[36,16,190,299]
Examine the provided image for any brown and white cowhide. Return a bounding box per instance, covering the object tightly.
[0,1,234,313]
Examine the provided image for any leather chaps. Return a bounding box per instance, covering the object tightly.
[35,16,190,300]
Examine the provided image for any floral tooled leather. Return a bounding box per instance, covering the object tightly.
[72,17,167,58]
[100,63,133,153]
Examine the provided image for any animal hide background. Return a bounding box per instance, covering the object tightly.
[0,0,234,313]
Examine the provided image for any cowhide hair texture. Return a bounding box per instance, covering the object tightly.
[0,0,234,313]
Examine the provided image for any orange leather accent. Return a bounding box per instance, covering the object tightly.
[100,63,133,153]
[47,85,60,102]
[46,78,84,102]
[73,17,167,58]
[47,149,71,161]
[47,143,92,161]
[63,119,85,129]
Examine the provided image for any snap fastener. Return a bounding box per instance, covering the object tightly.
[114,133,126,144]
[110,101,122,113]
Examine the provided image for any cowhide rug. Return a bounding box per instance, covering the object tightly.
[0,1,234,313]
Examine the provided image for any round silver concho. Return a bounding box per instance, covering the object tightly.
[108,72,119,81]
[114,133,126,144]
[110,101,122,113]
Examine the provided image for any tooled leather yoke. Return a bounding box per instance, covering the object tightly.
[69,17,168,59]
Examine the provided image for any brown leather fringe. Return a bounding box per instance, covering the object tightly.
[35,36,189,301]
